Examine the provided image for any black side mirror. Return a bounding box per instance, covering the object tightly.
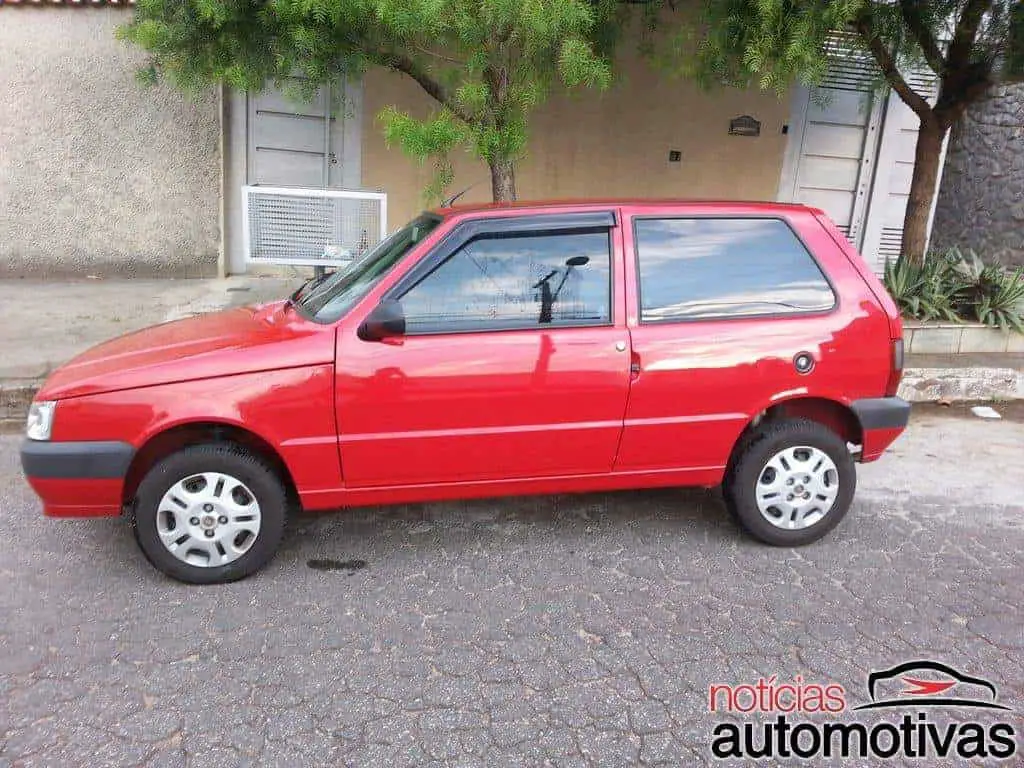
[358,299,406,341]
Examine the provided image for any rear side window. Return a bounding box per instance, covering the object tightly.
[634,218,835,322]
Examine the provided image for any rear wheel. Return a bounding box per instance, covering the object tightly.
[132,444,287,584]
[723,419,855,546]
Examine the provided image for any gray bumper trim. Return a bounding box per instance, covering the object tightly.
[851,397,911,431]
[21,440,134,479]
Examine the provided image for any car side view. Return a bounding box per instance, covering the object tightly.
[21,200,910,584]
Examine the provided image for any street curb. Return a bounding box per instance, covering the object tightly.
[2,366,1021,424]
[898,366,1024,403]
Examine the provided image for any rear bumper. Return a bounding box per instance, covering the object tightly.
[21,440,133,517]
[851,397,911,461]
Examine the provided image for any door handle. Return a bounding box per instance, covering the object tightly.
[615,341,627,352]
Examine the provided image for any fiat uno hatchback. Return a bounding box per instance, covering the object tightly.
[21,201,909,583]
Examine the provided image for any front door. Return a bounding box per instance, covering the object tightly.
[334,216,631,487]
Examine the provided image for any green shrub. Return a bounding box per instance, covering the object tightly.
[883,248,1024,332]
[950,250,1024,332]
[883,253,958,322]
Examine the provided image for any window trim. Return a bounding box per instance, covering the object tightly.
[387,211,617,336]
[630,214,839,325]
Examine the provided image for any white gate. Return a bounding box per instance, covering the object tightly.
[859,72,944,272]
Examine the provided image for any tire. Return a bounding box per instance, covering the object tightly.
[723,418,855,546]
[132,444,288,584]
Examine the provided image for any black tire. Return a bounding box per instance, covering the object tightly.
[132,444,288,584]
[723,418,855,546]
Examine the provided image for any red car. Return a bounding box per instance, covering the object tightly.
[21,201,909,583]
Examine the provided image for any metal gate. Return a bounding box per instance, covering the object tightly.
[242,187,387,267]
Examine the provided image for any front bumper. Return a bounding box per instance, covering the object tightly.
[851,397,911,461]
[21,439,134,478]
[21,440,134,517]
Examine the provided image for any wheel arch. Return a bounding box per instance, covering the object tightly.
[726,396,863,475]
[122,421,299,510]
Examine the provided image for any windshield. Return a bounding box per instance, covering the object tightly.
[294,215,442,323]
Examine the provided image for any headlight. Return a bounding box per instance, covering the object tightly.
[26,401,57,441]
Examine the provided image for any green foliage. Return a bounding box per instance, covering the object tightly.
[884,249,1024,332]
[949,249,1024,332]
[683,0,1018,94]
[689,0,861,94]
[883,253,960,323]
[379,106,467,203]
[119,0,617,200]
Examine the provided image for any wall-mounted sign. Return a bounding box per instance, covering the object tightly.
[729,115,761,137]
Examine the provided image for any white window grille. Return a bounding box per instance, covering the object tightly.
[242,186,387,267]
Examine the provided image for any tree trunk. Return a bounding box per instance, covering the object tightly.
[901,118,947,265]
[489,157,517,202]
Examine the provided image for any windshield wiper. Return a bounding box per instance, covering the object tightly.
[286,271,331,309]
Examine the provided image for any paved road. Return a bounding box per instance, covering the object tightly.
[1,409,1022,767]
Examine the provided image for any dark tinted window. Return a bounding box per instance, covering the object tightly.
[634,218,835,321]
[400,229,611,332]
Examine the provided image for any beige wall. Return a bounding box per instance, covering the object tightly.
[362,38,791,228]
[0,9,221,278]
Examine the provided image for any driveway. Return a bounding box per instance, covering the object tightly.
[1,407,1021,766]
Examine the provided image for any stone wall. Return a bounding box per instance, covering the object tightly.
[0,10,221,278]
[931,83,1024,268]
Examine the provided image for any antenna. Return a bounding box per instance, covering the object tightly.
[440,180,485,208]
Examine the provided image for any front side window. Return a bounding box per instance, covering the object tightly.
[634,218,835,322]
[399,229,612,333]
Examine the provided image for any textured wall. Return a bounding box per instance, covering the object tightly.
[932,83,1024,268]
[0,10,221,277]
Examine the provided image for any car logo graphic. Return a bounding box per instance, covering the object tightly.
[853,660,1011,711]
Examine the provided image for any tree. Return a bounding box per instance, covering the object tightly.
[120,0,618,202]
[686,0,1024,263]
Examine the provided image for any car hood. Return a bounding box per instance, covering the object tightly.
[37,302,336,401]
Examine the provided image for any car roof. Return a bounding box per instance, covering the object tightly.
[429,198,825,219]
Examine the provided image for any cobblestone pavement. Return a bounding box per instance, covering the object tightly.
[1,409,1022,767]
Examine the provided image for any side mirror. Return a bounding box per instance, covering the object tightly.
[357,299,406,341]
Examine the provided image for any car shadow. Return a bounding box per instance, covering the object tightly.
[275,485,741,568]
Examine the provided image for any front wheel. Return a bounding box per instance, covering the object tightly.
[723,419,856,546]
[132,444,288,584]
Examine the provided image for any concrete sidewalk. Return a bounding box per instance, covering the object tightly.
[1,277,1022,421]
[0,276,301,419]
[0,276,301,384]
